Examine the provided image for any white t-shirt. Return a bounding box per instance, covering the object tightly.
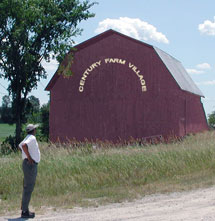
[19,134,41,163]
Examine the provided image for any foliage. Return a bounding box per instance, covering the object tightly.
[0,98,49,149]
[0,95,41,124]
[25,101,50,141]
[2,95,10,107]
[0,0,96,146]
[208,111,215,129]
[40,102,49,141]
[27,95,40,113]
[0,95,13,124]
[25,95,41,123]
[0,135,15,154]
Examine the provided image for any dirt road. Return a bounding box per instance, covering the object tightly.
[2,186,215,221]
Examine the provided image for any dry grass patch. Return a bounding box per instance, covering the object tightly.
[0,131,215,215]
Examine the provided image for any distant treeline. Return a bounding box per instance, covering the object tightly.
[0,95,49,142]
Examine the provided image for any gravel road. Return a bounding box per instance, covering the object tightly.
[2,186,215,221]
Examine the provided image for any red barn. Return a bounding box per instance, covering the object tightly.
[46,29,208,143]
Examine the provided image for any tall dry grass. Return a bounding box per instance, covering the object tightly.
[0,131,215,214]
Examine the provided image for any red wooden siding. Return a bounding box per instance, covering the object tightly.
[47,30,208,143]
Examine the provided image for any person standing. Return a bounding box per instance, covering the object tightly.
[19,124,40,219]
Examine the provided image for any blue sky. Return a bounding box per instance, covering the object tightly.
[0,0,215,116]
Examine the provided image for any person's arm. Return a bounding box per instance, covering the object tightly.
[22,143,34,164]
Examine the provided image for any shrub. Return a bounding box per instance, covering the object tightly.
[0,135,16,155]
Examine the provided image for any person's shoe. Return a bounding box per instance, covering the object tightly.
[21,210,35,218]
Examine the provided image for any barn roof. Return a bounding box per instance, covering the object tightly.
[154,47,204,97]
[46,29,204,97]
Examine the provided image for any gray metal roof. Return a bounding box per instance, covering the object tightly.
[154,47,204,97]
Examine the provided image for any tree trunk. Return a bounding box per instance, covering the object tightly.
[15,114,22,148]
[14,92,23,148]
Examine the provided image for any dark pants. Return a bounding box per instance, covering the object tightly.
[21,159,38,211]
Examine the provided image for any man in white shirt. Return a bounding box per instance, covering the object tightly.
[19,124,40,219]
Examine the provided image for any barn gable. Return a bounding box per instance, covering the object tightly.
[46,29,153,91]
[46,29,208,143]
[46,29,203,98]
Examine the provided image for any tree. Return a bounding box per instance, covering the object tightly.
[25,95,41,123]
[208,111,215,129]
[27,95,40,113]
[2,95,11,108]
[0,0,96,147]
[40,102,50,141]
[0,95,13,124]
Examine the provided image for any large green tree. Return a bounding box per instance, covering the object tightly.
[0,0,96,146]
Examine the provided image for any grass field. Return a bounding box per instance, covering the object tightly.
[0,123,15,142]
[0,131,215,215]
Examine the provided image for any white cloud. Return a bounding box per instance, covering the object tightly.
[196,80,215,85]
[186,68,204,75]
[196,63,211,70]
[95,17,169,44]
[186,62,211,75]
[198,17,215,36]
[42,57,58,73]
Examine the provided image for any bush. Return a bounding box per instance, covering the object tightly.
[25,101,50,141]
[40,103,49,141]
[208,111,215,129]
[0,135,16,155]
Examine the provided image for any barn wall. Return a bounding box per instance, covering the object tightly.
[185,92,208,134]
[49,33,208,142]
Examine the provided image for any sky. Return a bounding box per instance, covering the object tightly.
[0,0,215,116]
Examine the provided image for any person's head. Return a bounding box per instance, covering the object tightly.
[26,124,39,135]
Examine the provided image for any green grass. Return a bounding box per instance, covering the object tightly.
[0,131,215,215]
[0,123,15,142]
